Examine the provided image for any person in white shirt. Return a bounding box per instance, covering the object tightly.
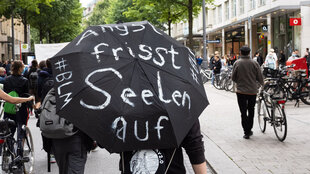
[264,48,278,70]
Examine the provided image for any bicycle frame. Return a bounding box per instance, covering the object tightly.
[0,100,34,174]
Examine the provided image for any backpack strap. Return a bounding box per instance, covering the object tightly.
[164,148,177,174]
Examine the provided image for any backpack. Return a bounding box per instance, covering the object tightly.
[29,71,38,89]
[4,91,19,114]
[41,76,54,102]
[39,88,77,139]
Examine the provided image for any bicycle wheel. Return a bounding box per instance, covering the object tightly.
[225,79,234,92]
[273,104,287,141]
[300,86,310,105]
[23,127,34,174]
[1,138,14,173]
[257,99,267,133]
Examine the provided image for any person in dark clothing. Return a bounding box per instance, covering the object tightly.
[305,48,309,71]
[228,54,236,66]
[120,120,207,174]
[36,59,94,174]
[5,60,11,76]
[3,60,31,148]
[232,46,264,139]
[37,61,52,102]
[278,50,286,67]
[213,55,222,74]
[25,59,39,102]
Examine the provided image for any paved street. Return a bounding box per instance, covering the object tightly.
[201,82,310,174]
[27,81,310,174]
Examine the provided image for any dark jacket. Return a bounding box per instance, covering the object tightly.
[213,59,222,74]
[4,75,28,96]
[3,75,29,124]
[232,55,264,94]
[25,67,38,79]
[209,56,215,69]
[37,68,52,100]
[120,120,205,174]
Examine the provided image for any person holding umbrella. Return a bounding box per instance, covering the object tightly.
[232,46,264,139]
[120,120,207,174]
[49,21,209,173]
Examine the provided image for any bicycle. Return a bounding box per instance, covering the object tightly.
[0,99,35,174]
[200,68,212,84]
[257,89,287,141]
[264,68,310,107]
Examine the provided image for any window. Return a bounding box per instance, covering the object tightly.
[218,5,222,23]
[239,0,244,15]
[225,1,229,20]
[232,0,237,17]
[249,0,256,10]
[259,0,266,6]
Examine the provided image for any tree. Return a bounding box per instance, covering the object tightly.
[124,0,186,35]
[84,0,110,27]
[124,0,212,49]
[165,0,206,49]
[0,0,54,43]
[29,0,83,43]
[104,0,136,24]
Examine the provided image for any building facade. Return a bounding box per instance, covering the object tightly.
[0,16,25,62]
[172,0,310,59]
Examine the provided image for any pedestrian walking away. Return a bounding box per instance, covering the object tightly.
[232,46,264,139]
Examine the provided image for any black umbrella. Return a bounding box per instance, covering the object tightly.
[50,21,208,153]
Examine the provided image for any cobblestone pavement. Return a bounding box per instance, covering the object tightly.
[200,83,310,174]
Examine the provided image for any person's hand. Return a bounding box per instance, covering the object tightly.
[28,95,35,102]
[35,102,41,110]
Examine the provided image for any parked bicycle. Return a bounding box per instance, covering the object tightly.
[200,68,212,84]
[257,89,287,141]
[264,67,310,107]
[0,99,35,174]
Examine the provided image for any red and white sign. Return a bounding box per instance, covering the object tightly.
[290,18,302,26]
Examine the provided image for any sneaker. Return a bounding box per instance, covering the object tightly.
[243,134,250,139]
[50,154,56,163]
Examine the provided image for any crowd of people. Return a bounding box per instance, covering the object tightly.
[202,47,310,84]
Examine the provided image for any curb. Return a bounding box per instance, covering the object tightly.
[203,133,245,174]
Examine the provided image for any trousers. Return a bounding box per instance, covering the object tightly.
[52,133,87,174]
[236,93,257,135]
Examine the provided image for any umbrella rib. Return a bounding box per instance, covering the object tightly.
[139,60,208,99]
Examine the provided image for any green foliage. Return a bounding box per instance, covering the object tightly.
[104,0,135,24]
[29,0,83,43]
[85,0,136,26]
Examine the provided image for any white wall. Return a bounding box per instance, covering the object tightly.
[301,5,310,55]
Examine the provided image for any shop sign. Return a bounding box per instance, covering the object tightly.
[262,25,268,32]
[21,44,29,53]
[289,18,301,26]
[206,40,221,43]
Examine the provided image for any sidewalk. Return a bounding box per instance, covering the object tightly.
[201,83,310,174]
